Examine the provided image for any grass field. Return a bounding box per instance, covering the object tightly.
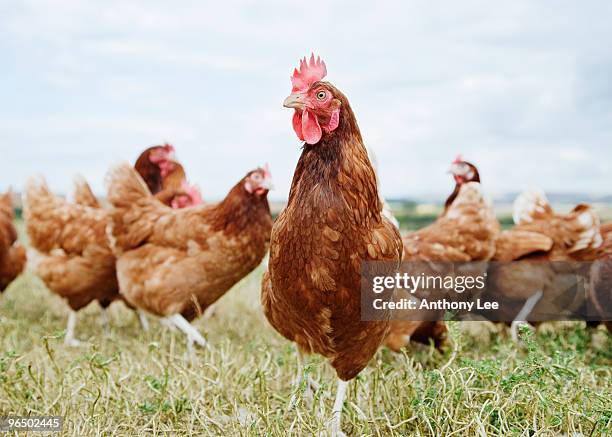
[1,221,611,436]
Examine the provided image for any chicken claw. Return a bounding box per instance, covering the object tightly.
[164,314,208,350]
[137,309,150,332]
[328,378,348,437]
[64,310,83,347]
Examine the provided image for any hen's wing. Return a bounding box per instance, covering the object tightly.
[494,230,553,261]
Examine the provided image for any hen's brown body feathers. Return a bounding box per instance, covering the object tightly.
[0,192,26,292]
[404,182,499,262]
[262,85,402,381]
[24,178,119,310]
[108,165,272,320]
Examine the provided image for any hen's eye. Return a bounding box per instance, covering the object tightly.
[316,90,326,100]
[253,174,262,181]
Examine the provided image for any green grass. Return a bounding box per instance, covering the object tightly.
[2,219,611,435]
[1,268,610,436]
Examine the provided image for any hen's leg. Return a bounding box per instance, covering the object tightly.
[289,347,320,409]
[511,290,543,342]
[164,314,208,349]
[64,310,82,347]
[137,310,150,332]
[99,309,110,334]
[329,378,348,437]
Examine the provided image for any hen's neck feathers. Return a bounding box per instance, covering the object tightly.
[208,179,271,236]
[444,164,481,214]
[162,164,186,190]
[288,86,382,223]
[134,148,163,194]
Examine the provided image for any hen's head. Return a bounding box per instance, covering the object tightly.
[170,181,204,209]
[148,143,177,177]
[448,155,480,185]
[135,143,178,194]
[283,54,342,145]
[244,164,273,197]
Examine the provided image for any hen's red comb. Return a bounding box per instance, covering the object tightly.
[452,154,463,164]
[163,143,175,153]
[291,53,327,92]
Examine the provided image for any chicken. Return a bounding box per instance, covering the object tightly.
[444,155,480,213]
[133,143,203,208]
[24,177,120,345]
[385,158,499,351]
[487,189,604,338]
[134,143,177,195]
[0,191,26,292]
[261,55,402,436]
[106,163,272,348]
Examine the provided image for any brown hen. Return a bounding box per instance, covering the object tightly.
[0,191,26,292]
[107,163,272,348]
[261,55,402,436]
[24,177,120,345]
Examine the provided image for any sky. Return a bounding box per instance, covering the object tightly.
[1,0,611,201]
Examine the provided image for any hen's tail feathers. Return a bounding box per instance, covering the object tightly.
[494,230,554,261]
[23,176,66,253]
[0,189,13,208]
[106,164,152,208]
[73,175,101,208]
[566,204,602,253]
[513,188,553,225]
[106,164,160,253]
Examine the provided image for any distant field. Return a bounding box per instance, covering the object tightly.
[1,218,611,436]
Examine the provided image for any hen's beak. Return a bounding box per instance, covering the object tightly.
[283,93,306,109]
[261,177,274,191]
